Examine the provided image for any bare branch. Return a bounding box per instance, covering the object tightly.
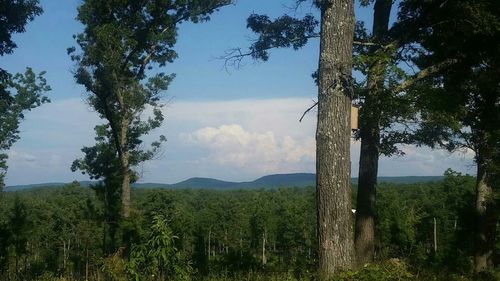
[353,41,379,47]
[221,35,320,70]
[299,101,318,122]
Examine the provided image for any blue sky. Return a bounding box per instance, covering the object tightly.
[3,0,474,186]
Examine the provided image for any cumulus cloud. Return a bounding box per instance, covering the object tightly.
[182,124,315,174]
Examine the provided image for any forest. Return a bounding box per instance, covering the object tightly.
[0,171,484,280]
[0,0,499,280]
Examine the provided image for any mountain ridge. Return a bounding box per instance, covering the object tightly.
[5,173,446,191]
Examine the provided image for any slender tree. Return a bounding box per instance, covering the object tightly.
[353,0,393,265]
[69,0,232,217]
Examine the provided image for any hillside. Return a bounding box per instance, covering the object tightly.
[5,173,446,191]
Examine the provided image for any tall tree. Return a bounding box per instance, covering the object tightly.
[227,0,408,264]
[353,0,393,265]
[0,0,49,190]
[69,0,232,217]
[228,0,459,266]
[315,0,356,276]
[398,0,500,272]
[226,1,356,275]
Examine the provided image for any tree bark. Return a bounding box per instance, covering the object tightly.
[433,217,437,254]
[262,230,267,265]
[474,145,498,272]
[354,0,392,266]
[208,228,211,260]
[120,114,131,218]
[316,0,355,278]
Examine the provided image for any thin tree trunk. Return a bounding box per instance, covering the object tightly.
[316,0,355,278]
[354,0,392,266]
[15,253,19,276]
[85,247,89,281]
[208,227,211,261]
[239,229,243,260]
[120,117,131,218]
[224,229,228,254]
[474,150,497,272]
[262,230,267,265]
[433,217,437,254]
[63,240,66,272]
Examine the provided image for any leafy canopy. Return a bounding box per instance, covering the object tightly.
[0,0,50,190]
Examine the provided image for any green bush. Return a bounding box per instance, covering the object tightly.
[127,214,192,281]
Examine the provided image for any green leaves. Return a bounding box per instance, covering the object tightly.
[245,14,319,62]
[0,0,43,56]
[128,213,192,281]
[0,68,50,189]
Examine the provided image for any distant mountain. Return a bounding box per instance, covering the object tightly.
[249,173,315,188]
[169,177,236,189]
[4,182,67,191]
[374,176,444,184]
[5,173,445,191]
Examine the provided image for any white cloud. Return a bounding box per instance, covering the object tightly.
[165,98,317,139]
[378,145,476,176]
[182,124,315,174]
[8,150,37,163]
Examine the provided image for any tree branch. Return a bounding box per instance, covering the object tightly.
[393,58,458,93]
[299,101,318,122]
[221,36,386,70]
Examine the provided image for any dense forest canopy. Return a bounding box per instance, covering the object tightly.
[0,172,485,280]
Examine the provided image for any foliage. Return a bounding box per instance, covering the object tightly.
[0,68,50,190]
[0,0,42,56]
[69,0,232,218]
[0,0,50,190]
[128,213,192,280]
[0,171,491,280]
[400,0,500,155]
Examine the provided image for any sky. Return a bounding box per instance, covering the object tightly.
[2,0,475,186]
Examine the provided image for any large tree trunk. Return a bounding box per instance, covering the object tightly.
[316,0,355,278]
[474,145,498,272]
[354,0,392,266]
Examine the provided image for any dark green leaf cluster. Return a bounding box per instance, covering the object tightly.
[398,0,500,164]
[246,14,318,61]
[0,0,42,56]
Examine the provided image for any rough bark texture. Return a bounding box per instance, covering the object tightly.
[316,0,355,278]
[474,145,497,272]
[354,0,392,266]
[120,115,131,218]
